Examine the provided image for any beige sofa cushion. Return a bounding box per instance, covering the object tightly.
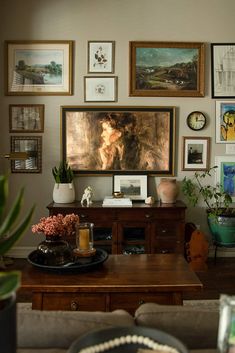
[17,309,134,349]
[135,303,219,349]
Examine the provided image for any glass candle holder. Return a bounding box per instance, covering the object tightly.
[75,222,94,252]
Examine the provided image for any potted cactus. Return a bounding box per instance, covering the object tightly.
[0,174,34,353]
[52,161,75,203]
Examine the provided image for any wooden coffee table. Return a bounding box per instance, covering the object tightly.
[20,254,202,314]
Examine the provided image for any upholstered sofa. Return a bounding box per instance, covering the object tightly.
[17,302,219,353]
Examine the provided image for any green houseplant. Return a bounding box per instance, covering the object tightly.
[182,166,235,246]
[52,162,75,204]
[0,174,34,353]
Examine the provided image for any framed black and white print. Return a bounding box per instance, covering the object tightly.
[84,76,118,102]
[9,104,44,132]
[11,136,42,173]
[88,41,115,73]
[113,174,148,201]
[182,136,210,171]
[211,43,235,98]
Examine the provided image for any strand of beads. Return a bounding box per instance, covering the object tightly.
[78,334,180,353]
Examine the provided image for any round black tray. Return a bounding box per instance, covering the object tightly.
[68,326,188,353]
[27,248,108,273]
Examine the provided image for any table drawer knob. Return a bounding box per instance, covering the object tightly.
[145,214,151,218]
[70,301,79,311]
[138,299,145,305]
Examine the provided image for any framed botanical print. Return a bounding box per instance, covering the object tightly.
[216,101,235,143]
[129,41,205,97]
[182,136,210,171]
[88,41,115,73]
[61,105,176,176]
[84,76,118,102]
[9,104,44,132]
[11,136,42,173]
[5,40,73,95]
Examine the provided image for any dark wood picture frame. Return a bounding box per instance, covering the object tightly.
[182,136,210,171]
[129,41,205,97]
[9,104,44,132]
[61,106,176,176]
[11,136,42,173]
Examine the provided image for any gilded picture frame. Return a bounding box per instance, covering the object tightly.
[61,106,176,176]
[129,41,205,97]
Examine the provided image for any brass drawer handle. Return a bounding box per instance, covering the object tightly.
[145,214,151,218]
[161,249,169,254]
[138,299,145,305]
[80,214,86,219]
[70,301,79,311]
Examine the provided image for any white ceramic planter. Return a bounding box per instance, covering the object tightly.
[53,183,75,203]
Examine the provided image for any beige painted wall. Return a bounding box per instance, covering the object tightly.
[0,0,234,255]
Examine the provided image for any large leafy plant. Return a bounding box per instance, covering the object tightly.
[52,161,74,183]
[182,166,233,218]
[0,175,34,300]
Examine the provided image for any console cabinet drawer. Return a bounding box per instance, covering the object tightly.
[41,293,106,311]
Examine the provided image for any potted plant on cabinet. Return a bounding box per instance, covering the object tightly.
[52,161,75,203]
[182,166,235,247]
[0,175,34,353]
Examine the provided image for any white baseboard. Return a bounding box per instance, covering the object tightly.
[7,245,235,259]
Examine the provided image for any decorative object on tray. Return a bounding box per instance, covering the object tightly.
[67,326,187,353]
[73,222,96,263]
[102,196,132,207]
[113,191,124,198]
[27,248,108,273]
[31,213,79,266]
[157,178,179,204]
[52,161,75,203]
[81,186,93,207]
[145,196,155,205]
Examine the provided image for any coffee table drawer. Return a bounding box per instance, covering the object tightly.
[109,292,176,314]
[41,293,106,311]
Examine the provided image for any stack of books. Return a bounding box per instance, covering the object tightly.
[102,196,132,207]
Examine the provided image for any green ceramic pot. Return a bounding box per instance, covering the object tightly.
[208,215,235,246]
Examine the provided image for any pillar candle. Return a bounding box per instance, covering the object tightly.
[79,228,90,250]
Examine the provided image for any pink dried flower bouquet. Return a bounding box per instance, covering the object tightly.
[32,213,79,237]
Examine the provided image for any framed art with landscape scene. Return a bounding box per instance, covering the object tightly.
[5,40,73,95]
[129,41,205,97]
[113,174,148,201]
[182,136,210,171]
[61,106,176,176]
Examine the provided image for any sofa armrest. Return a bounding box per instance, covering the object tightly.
[135,303,219,350]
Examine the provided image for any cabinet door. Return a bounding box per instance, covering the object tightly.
[151,221,184,254]
[117,222,151,254]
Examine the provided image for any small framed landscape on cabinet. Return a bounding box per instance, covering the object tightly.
[113,174,148,201]
[182,136,210,171]
[9,104,44,132]
[88,41,115,73]
[11,136,42,173]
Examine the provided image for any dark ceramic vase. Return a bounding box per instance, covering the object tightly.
[37,236,72,266]
[0,294,16,353]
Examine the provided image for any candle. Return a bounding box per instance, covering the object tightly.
[79,228,90,250]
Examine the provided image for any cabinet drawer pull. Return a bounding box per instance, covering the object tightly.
[70,301,79,311]
[145,214,151,218]
[138,299,145,305]
[80,214,86,219]
[161,249,169,254]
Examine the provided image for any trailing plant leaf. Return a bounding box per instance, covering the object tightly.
[0,271,21,300]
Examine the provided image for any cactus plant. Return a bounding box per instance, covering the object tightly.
[0,175,34,300]
[52,161,74,183]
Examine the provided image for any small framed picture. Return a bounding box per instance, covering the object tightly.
[88,41,115,73]
[218,295,235,353]
[84,76,117,102]
[11,136,42,173]
[216,101,235,143]
[182,136,210,171]
[9,104,44,132]
[211,43,235,98]
[215,156,235,202]
[113,175,148,201]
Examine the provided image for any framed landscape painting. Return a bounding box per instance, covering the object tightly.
[5,40,73,95]
[113,174,148,201]
[61,106,176,176]
[129,41,205,97]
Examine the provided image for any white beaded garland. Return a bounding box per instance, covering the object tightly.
[77,334,180,353]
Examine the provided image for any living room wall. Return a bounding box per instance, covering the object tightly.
[0,0,234,256]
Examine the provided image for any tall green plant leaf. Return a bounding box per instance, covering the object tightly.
[0,271,21,300]
[0,175,8,221]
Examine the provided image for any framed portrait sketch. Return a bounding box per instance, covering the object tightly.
[84,76,118,102]
[182,137,210,171]
[5,40,73,95]
[9,104,44,132]
[129,41,205,97]
[218,295,235,353]
[88,41,115,73]
[215,156,235,202]
[216,101,235,143]
[113,175,148,201]
[61,106,176,176]
[11,136,42,173]
[211,43,235,98]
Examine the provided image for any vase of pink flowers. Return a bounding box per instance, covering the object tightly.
[32,213,79,266]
